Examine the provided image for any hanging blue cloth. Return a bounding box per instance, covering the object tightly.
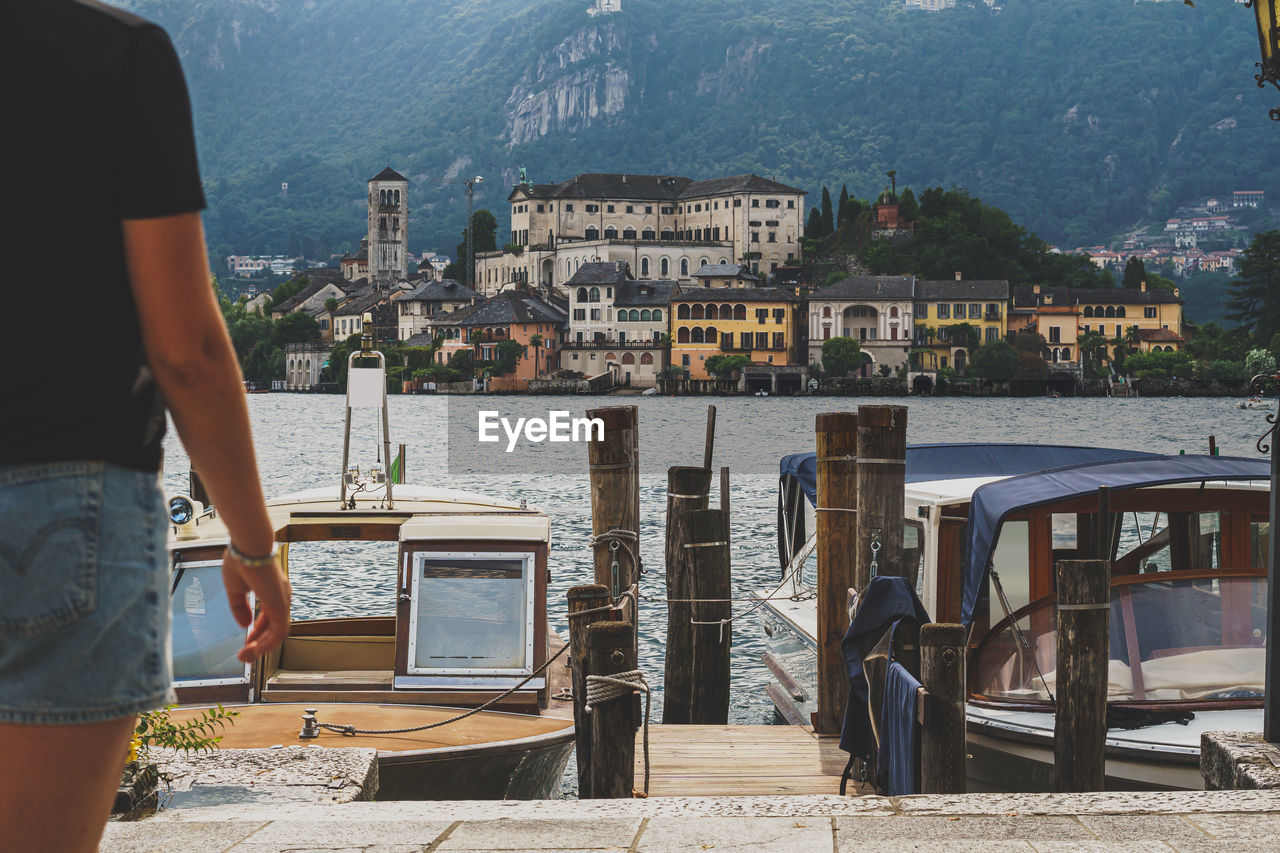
[839,576,930,758]
[878,659,922,795]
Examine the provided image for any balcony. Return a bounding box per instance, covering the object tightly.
[562,338,664,351]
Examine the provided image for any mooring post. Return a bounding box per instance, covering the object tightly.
[1054,559,1110,792]
[856,405,908,586]
[920,622,966,794]
[663,466,713,724]
[585,620,638,799]
[568,584,612,796]
[681,507,731,724]
[703,404,717,469]
[815,411,858,734]
[398,442,407,483]
[586,406,640,607]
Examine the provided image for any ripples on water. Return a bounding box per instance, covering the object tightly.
[162,394,1272,725]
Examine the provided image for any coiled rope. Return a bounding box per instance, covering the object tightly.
[312,641,569,737]
[585,669,651,797]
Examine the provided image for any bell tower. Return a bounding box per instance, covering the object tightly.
[368,166,409,284]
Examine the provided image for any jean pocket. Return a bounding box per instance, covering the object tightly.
[0,463,102,638]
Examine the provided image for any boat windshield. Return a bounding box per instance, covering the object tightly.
[972,573,1267,704]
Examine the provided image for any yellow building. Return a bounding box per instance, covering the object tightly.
[911,279,1009,372]
[1011,282,1185,367]
[670,287,802,380]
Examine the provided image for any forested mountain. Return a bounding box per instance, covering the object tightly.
[124,0,1277,263]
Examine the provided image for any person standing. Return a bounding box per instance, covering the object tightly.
[0,2,290,850]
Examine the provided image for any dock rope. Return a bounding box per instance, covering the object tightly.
[310,641,570,737]
[585,669,651,797]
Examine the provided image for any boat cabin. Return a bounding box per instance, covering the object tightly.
[167,485,556,715]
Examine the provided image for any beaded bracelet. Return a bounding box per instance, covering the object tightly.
[226,540,280,569]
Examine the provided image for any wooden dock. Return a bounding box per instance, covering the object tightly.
[634,724,871,797]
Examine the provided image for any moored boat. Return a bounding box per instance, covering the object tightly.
[165,331,573,799]
[756,443,1271,791]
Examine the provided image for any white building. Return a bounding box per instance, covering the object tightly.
[806,276,916,371]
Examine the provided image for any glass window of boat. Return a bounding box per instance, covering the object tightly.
[171,560,251,684]
[1115,512,1222,574]
[972,573,1266,704]
[989,520,1031,617]
[904,520,925,595]
[408,551,534,673]
[1251,519,1270,569]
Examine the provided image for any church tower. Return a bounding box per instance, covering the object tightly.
[368,166,409,284]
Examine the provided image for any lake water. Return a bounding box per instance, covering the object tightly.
[160,394,1274,727]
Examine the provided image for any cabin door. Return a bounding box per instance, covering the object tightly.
[170,557,254,704]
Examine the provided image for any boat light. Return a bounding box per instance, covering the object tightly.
[168,495,195,525]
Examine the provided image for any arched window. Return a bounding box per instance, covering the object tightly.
[678,304,691,320]
[690,327,705,343]
[640,257,650,276]
[706,304,719,320]
[604,227,618,239]
[1116,306,1126,318]
[577,287,588,303]
[661,258,670,276]
[605,353,617,362]
[681,259,689,276]
[394,190,400,204]
[641,352,654,365]
[653,309,662,321]
[1061,346,1071,361]
[734,305,746,321]
[700,258,709,268]
[889,306,899,318]
[705,326,718,343]
[589,287,600,302]
[632,309,643,321]
[691,304,705,320]
[1083,306,1094,318]
[622,353,636,364]
[642,229,655,240]
[720,303,732,317]
[719,258,728,265]
[586,226,599,241]
[623,227,636,239]
[822,306,832,318]
[677,326,690,343]
[1105,306,1116,318]
[661,229,674,241]
[640,309,652,322]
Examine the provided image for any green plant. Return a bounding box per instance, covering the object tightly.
[124,705,239,798]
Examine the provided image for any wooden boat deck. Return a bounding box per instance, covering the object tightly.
[636,725,871,797]
[169,702,572,754]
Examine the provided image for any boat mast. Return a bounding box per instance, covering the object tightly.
[340,312,394,509]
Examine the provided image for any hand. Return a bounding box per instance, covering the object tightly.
[222,550,291,663]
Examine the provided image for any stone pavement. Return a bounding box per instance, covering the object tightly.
[102,789,1280,852]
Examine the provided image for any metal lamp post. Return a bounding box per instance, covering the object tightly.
[464,175,484,290]
[1248,0,1280,119]
[1253,371,1280,740]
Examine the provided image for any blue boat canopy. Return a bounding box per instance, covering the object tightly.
[960,453,1272,625]
[780,444,1162,508]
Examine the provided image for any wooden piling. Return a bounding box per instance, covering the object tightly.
[920,622,966,794]
[815,411,858,735]
[1054,559,1110,793]
[856,405,908,584]
[586,620,638,798]
[398,442,407,483]
[703,404,717,469]
[682,507,731,725]
[586,406,640,602]
[663,466,713,724]
[568,584,612,796]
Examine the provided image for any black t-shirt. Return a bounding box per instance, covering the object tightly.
[1,0,206,472]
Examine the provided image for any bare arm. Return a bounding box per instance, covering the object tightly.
[123,212,289,662]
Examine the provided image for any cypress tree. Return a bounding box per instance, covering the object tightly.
[1122,256,1147,289]
[805,207,824,239]
[837,185,850,229]
[820,186,834,236]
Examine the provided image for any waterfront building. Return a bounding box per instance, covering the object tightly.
[475,172,805,294]
[807,275,915,374]
[429,289,567,390]
[562,261,676,388]
[912,278,1010,372]
[669,287,803,380]
[1010,282,1185,368]
[395,279,479,340]
[283,341,332,391]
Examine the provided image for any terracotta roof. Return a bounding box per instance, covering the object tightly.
[1138,328,1185,343]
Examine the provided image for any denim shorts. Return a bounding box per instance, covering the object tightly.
[0,461,173,724]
